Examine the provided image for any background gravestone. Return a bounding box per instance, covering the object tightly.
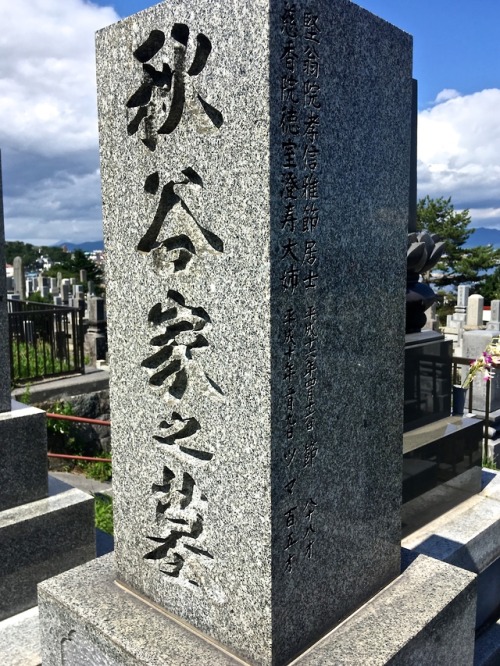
[467,294,484,327]
[13,256,26,301]
[0,153,10,413]
[93,1,412,663]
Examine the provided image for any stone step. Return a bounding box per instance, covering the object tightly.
[0,606,41,666]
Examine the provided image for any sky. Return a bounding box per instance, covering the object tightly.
[0,0,499,245]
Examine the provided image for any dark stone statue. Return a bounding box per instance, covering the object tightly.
[406,231,445,334]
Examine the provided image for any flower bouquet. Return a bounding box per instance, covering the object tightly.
[462,337,500,389]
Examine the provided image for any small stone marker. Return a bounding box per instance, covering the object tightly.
[95,1,412,663]
[13,256,26,300]
[61,283,70,302]
[79,269,87,283]
[467,294,484,327]
[487,300,500,331]
[454,285,470,323]
[0,153,11,412]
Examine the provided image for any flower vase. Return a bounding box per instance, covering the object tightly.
[452,385,468,416]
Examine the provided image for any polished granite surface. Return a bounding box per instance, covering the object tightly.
[402,416,483,531]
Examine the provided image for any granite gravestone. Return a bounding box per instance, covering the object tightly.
[13,256,26,300]
[91,1,412,663]
[487,300,500,331]
[85,296,107,365]
[467,294,484,328]
[0,153,10,413]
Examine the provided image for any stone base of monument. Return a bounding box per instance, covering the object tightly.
[0,474,95,622]
[0,402,48,512]
[38,551,475,666]
[475,618,500,666]
[403,469,500,635]
[0,606,41,666]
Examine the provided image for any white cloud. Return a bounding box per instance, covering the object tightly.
[0,0,119,245]
[1,4,500,245]
[434,89,461,104]
[418,88,500,229]
[0,0,118,157]
[4,168,103,245]
[467,207,500,229]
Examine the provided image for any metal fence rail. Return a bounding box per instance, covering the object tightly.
[46,413,112,463]
[8,299,85,383]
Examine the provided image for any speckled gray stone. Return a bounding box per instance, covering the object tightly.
[95,1,412,663]
[0,483,95,620]
[0,401,48,511]
[0,606,41,666]
[402,489,500,574]
[294,553,476,665]
[39,554,240,666]
[0,152,11,413]
[403,469,500,631]
[38,552,476,666]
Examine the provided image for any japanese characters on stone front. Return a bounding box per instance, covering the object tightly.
[126,24,223,587]
[280,1,320,574]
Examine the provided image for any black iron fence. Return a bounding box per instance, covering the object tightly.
[8,299,85,384]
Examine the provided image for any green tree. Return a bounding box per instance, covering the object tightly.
[5,241,69,269]
[46,249,104,294]
[480,269,500,303]
[5,241,39,268]
[416,196,500,291]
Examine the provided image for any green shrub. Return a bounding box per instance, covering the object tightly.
[483,457,498,470]
[94,494,113,535]
[46,401,82,455]
[81,460,112,482]
[12,340,71,384]
[18,383,31,405]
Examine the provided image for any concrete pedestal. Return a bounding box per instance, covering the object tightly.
[0,402,48,511]
[39,552,476,666]
[0,476,95,621]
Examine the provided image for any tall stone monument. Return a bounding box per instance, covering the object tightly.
[98,1,409,661]
[38,2,478,664]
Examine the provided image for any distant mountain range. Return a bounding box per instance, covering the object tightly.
[52,228,500,253]
[465,227,500,248]
[55,240,104,252]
